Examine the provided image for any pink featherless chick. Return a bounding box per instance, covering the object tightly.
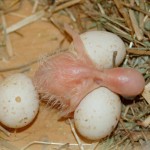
[33,24,145,117]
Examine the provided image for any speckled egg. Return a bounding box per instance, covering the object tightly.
[74,87,121,140]
[70,30,126,69]
[0,73,39,128]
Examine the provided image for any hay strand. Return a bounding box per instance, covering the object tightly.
[6,10,45,34]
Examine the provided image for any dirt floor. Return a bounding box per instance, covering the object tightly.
[0,1,87,150]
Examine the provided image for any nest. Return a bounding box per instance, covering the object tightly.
[0,0,150,150]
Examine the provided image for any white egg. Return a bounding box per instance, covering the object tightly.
[70,30,126,68]
[74,87,121,140]
[0,73,39,128]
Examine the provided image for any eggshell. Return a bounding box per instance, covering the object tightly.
[74,87,121,140]
[70,31,126,68]
[0,73,39,128]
